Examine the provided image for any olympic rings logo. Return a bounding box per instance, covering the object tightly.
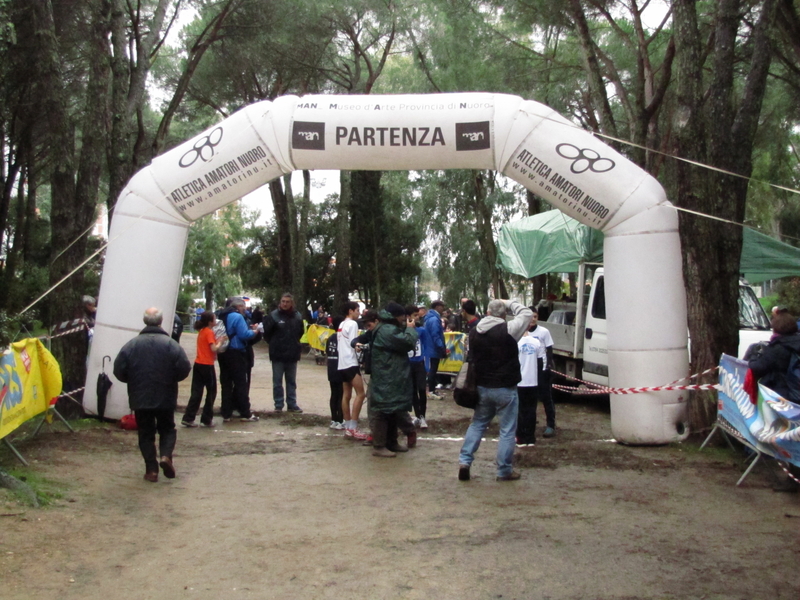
[556,143,615,174]
[179,127,224,168]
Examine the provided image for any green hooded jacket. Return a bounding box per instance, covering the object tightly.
[371,310,419,413]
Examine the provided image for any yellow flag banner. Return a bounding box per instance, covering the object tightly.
[306,324,334,353]
[0,338,63,440]
[439,332,467,373]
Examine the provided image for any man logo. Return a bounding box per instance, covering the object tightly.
[293,121,325,150]
[556,143,615,174]
[179,127,224,168]
[456,122,491,151]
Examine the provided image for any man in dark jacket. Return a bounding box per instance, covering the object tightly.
[262,293,305,413]
[114,307,192,482]
[458,299,532,482]
[369,302,419,457]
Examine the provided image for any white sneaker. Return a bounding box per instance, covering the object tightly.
[335,422,345,430]
[419,416,428,429]
[329,420,338,429]
[412,417,420,428]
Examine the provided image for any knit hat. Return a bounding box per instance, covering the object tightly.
[385,301,406,318]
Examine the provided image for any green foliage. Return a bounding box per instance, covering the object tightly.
[181,203,255,309]
[349,171,424,307]
[776,279,800,315]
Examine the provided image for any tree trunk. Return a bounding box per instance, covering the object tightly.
[107,0,170,219]
[335,170,352,309]
[473,171,503,298]
[270,178,293,293]
[670,0,778,434]
[292,170,312,312]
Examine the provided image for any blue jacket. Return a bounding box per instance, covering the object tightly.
[423,309,446,359]
[221,308,255,351]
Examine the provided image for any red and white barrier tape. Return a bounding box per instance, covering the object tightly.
[57,387,85,399]
[552,365,721,395]
[38,320,89,341]
[778,462,800,485]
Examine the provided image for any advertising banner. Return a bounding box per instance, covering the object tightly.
[151,103,286,221]
[289,93,498,171]
[439,332,467,374]
[500,107,648,230]
[306,324,334,353]
[0,338,63,440]
[718,354,800,467]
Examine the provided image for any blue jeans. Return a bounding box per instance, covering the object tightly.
[271,360,299,410]
[458,386,519,478]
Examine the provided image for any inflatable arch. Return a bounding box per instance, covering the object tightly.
[84,93,689,444]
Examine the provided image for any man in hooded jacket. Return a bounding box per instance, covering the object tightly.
[458,299,533,482]
[369,302,419,457]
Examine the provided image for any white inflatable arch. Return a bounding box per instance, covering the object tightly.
[84,93,689,444]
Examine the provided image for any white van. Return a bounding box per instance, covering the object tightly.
[546,266,773,390]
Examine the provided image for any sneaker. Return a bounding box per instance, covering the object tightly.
[427,392,442,401]
[407,431,417,449]
[200,420,217,428]
[345,428,369,441]
[223,417,233,422]
[412,417,421,428]
[419,416,428,429]
[458,465,470,481]
[543,427,555,438]
[273,408,284,413]
[240,414,259,422]
[287,407,303,413]
[372,447,397,458]
[181,421,198,428]
[496,470,522,481]
[329,420,339,429]
[334,421,346,430]
[387,443,409,453]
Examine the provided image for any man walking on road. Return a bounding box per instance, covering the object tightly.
[114,307,191,482]
[262,293,305,413]
[458,299,532,482]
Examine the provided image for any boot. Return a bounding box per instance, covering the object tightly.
[372,447,397,458]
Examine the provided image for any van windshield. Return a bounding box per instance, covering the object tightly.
[739,285,770,330]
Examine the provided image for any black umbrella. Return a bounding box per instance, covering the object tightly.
[96,355,112,420]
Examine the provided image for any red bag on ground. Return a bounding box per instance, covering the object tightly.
[119,413,138,430]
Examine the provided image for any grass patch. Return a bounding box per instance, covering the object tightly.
[4,468,65,507]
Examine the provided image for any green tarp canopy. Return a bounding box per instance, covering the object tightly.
[497,209,800,284]
[496,210,604,278]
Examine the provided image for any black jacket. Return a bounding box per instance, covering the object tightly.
[113,326,191,411]
[748,333,800,399]
[262,309,304,362]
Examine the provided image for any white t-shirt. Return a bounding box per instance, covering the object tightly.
[518,334,541,387]
[337,318,359,370]
[529,325,553,370]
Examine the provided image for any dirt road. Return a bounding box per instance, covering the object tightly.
[1,335,798,600]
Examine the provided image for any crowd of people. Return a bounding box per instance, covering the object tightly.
[114,295,557,483]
